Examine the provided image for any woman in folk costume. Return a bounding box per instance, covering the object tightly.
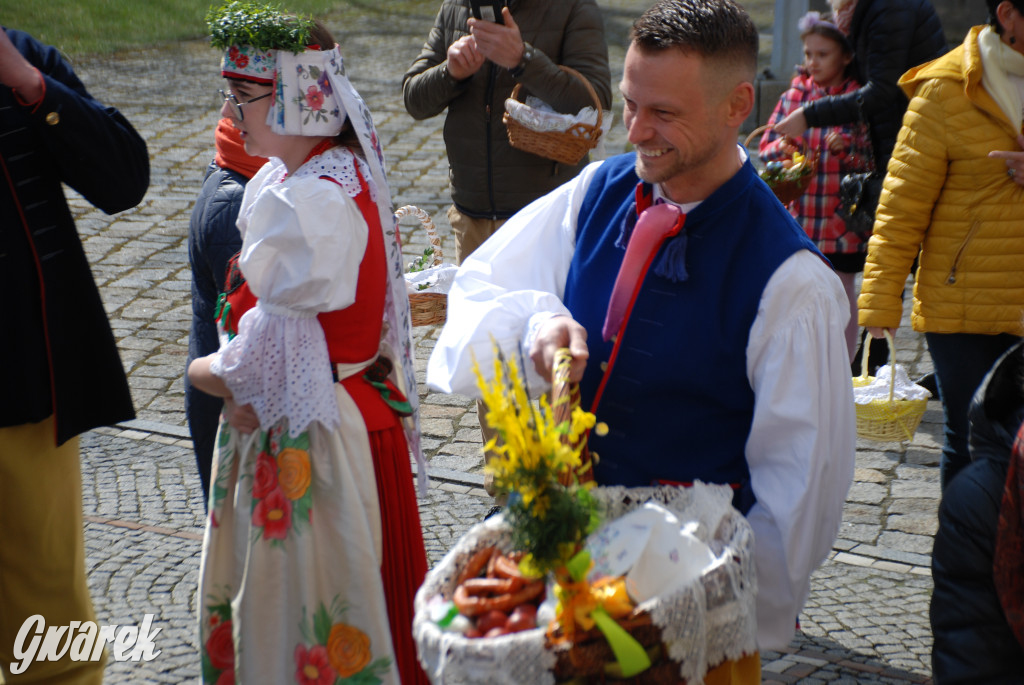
[188,3,429,683]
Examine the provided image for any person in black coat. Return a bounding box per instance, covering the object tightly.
[0,26,148,683]
[775,0,947,171]
[773,0,948,376]
[930,341,1024,684]
[185,118,265,504]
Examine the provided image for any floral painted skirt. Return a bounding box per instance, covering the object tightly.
[198,395,400,685]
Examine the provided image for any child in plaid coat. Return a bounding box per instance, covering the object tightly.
[759,11,872,360]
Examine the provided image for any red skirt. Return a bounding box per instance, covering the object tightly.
[368,423,429,685]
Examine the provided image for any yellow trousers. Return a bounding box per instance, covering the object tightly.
[705,652,761,685]
[0,417,104,684]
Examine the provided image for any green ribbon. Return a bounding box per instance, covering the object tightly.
[591,607,651,678]
[363,377,413,417]
[564,550,651,678]
[213,293,236,340]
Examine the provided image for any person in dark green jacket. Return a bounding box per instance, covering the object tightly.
[403,0,611,263]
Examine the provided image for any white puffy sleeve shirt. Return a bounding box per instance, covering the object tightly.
[211,157,370,435]
[427,155,856,650]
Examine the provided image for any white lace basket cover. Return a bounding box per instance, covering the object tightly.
[413,482,758,684]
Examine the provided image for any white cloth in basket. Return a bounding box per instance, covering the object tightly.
[504,95,612,136]
[405,264,459,295]
[586,501,716,604]
[413,483,757,685]
[854,363,932,404]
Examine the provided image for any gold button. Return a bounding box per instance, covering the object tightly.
[45,112,59,126]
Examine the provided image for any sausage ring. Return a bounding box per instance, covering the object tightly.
[453,578,545,617]
[455,545,496,587]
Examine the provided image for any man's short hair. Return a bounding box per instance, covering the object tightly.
[631,0,758,80]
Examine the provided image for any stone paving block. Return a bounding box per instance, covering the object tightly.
[891,480,941,499]
[846,481,886,505]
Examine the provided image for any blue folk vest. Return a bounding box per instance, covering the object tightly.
[564,153,820,512]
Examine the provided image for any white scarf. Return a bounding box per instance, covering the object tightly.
[979,25,1024,132]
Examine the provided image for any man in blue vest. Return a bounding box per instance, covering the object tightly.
[428,0,856,653]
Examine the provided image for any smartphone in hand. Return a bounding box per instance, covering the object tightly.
[470,0,506,24]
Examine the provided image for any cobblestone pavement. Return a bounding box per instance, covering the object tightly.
[60,1,941,682]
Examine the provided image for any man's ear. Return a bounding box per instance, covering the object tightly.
[724,81,755,128]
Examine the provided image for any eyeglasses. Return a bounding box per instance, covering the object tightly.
[218,89,272,121]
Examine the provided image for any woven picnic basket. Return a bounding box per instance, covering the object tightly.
[854,331,929,442]
[395,205,447,327]
[744,124,818,205]
[503,65,603,166]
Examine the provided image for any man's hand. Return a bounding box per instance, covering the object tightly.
[224,397,260,434]
[773,108,808,140]
[529,315,589,383]
[446,35,485,81]
[0,29,41,101]
[468,7,525,70]
[989,134,1024,187]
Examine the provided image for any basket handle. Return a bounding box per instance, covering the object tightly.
[743,123,814,161]
[509,65,603,133]
[551,347,594,486]
[860,330,898,403]
[394,205,443,267]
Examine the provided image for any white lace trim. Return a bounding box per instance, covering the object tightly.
[290,145,377,203]
[210,304,341,437]
[413,483,757,684]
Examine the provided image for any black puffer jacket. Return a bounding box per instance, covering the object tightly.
[0,28,149,444]
[801,0,947,169]
[931,341,1024,684]
[403,0,610,218]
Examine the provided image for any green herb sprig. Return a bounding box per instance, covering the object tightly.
[406,246,435,274]
[207,1,315,53]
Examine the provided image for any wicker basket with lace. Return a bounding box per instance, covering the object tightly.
[503,66,603,166]
[854,331,929,442]
[395,205,447,326]
[413,485,757,684]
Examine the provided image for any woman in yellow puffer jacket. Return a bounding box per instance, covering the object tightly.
[859,1,1024,491]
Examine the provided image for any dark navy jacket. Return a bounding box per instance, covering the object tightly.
[0,28,149,444]
[185,160,246,494]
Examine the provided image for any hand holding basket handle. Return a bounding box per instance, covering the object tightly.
[552,347,594,486]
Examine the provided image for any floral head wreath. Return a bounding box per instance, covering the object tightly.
[207,0,428,493]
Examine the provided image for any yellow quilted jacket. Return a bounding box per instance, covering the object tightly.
[858,26,1024,335]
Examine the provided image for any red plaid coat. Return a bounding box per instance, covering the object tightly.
[759,72,873,256]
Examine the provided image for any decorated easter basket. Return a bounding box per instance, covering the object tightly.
[412,482,757,684]
[744,124,818,206]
